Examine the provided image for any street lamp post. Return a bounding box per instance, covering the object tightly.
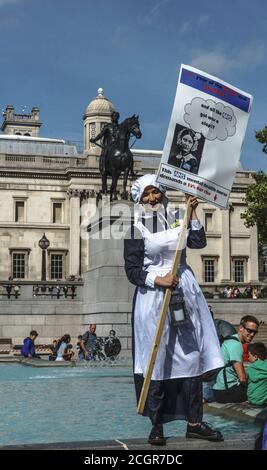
[38,233,50,282]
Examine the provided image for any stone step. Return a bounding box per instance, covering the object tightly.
[0,337,12,345]
[0,432,258,450]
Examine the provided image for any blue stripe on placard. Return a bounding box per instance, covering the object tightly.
[180,68,250,112]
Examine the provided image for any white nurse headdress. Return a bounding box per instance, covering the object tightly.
[131,174,166,203]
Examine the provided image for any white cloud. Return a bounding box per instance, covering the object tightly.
[138,0,172,25]
[178,14,209,37]
[238,43,266,67]
[198,14,209,25]
[190,49,233,74]
[148,0,171,16]
[189,42,266,75]
[178,20,191,36]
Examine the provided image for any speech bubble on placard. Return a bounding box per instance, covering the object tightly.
[184,97,237,141]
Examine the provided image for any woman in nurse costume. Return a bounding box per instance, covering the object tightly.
[124,174,224,445]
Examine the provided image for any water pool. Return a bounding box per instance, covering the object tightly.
[0,364,260,446]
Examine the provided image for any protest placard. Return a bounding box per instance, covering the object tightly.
[156,64,253,208]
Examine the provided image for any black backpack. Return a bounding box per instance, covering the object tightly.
[202,319,239,383]
[214,319,237,345]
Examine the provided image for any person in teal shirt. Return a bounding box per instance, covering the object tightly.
[212,333,247,402]
[247,342,267,406]
[213,315,260,403]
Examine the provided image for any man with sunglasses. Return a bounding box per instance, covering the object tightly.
[213,315,260,403]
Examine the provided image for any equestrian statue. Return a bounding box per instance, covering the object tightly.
[90,111,142,201]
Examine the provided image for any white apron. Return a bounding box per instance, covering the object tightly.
[133,219,224,381]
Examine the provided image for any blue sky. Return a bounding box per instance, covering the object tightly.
[0,0,266,171]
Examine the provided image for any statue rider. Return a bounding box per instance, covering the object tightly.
[90,111,120,193]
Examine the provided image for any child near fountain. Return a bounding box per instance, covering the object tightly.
[247,342,267,406]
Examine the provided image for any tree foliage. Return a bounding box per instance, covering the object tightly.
[255,126,267,154]
[241,171,267,246]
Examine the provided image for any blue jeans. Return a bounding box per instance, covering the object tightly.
[79,351,94,361]
[202,381,215,402]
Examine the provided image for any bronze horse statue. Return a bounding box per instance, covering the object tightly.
[103,115,142,201]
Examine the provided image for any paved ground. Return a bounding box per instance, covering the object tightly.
[205,402,267,425]
[0,433,258,450]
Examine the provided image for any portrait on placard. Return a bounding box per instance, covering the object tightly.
[167,124,205,175]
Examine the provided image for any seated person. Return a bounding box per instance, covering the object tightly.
[247,342,267,406]
[55,334,74,361]
[242,342,249,362]
[252,287,258,299]
[213,315,259,403]
[104,329,121,360]
[76,335,84,360]
[202,316,236,403]
[21,330,40,359]
[48,339,58,361]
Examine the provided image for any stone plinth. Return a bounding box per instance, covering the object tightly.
[83,201,134,353]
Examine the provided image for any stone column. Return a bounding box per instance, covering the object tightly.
[68,190,81,277]
[249,224,259,282]
[221,209,231,282]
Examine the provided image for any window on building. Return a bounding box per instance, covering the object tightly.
[205,213,213,231]
[12,253,25,279]
[15,201,25,222]
[53,202,62,224]
[204,259,215,282]
[89,123,96,146]
[51,254,63,279]
[263,259,267,274]
[234,260,244,282]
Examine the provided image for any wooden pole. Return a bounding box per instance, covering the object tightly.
[137,201,192,415]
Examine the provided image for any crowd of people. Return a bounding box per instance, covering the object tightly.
[223,285,261,299]
[20,324,121,362]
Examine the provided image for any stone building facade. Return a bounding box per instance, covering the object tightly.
[1,105,41,137]
[0,89,262,346]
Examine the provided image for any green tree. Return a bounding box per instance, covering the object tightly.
[241,171,267,247]
[255,126,267,154]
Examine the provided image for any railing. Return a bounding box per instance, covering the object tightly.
[199,283,267,300]
[32,284,78,299]
[7,114,34,121]
[0,284,21,299]
[5,155,36,162]
[65,140,84,153]
[0,281,83,301]
[0,154,87,168]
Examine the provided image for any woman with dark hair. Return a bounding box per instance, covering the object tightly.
[168,128,201,174]
[55,334,73,361]
[124,174,224,445]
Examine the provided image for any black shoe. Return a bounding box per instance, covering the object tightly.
[186,422,224,442]
[148,424,166,446]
